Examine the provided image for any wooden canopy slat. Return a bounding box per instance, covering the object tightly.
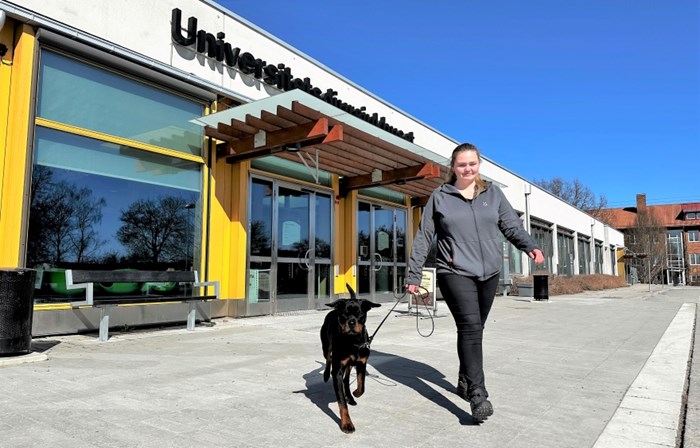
[229,118,258,135]
[205,127,238,144]
[261,110,297,128]
[310,143,378,172]
[275,151,365,177]
[276,105,310,125]
[340,163,441,192]
[325,141,401,171]
[245,114,280,132]
[216,121,250,139]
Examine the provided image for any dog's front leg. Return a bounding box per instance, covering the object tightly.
[333,362,355,433]
[343,365,357,406]
[353,358,367,398]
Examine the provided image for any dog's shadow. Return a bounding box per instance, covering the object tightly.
[294,361,342,427]
[295,351,478,426]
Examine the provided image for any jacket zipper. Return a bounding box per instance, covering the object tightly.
[468,197,487,279]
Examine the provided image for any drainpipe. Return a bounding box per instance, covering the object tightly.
[590,219,596,274]
[524,183,532,276]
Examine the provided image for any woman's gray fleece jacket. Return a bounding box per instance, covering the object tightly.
[406,181,540,284]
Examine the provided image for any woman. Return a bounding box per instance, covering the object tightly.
[406,143,544,422]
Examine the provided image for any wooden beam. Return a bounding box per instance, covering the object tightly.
[221,120,344,163]
[340,162,442,193]
[219,118,328,159]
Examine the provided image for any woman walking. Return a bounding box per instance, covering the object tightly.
[406,143,544,422]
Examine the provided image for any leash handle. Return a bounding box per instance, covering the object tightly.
[408,285,435,338]
[368,285,435,345]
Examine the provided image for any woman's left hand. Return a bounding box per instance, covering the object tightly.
[529,249,545,265]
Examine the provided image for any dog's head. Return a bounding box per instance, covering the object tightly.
[327,284,381,336]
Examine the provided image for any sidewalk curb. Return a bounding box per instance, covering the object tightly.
[593,302,696,447]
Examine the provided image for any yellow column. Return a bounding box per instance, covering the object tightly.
[229,160,249,299]
[207,153,249,302]
[338,189,358,294]
[0,25,36,266]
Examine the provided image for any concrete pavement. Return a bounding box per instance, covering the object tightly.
[0,283,697,447]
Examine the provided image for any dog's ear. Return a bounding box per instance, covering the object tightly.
[326,299,346,309]
[361,299,381,312]
[346,283,357,299]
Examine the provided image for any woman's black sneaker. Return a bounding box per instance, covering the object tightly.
[470,397,493,422]
[468,389,493,422]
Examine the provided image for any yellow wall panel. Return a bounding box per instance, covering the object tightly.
[0,25,35,266]
[229,160,249,299]
[208,155,232,298]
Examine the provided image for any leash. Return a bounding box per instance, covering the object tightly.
[364,285,435,348]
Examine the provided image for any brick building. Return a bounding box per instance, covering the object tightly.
[603,194,700,285]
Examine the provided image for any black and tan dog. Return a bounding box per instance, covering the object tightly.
[321,284,381,433]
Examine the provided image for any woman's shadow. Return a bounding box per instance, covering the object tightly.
[295,351,478,427]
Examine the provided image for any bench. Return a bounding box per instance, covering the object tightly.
[65,269,220,341]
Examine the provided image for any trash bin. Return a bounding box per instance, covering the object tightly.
[0,268,37,355]
[533,274,549,301]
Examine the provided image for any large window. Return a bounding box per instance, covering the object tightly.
[28,50,205,302]
[530,222,553,273]
[37,50,204,155]
[557,231,575,276]
[594,242,604,273]
[578,237,591,275]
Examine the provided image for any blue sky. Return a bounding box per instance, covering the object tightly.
[216,0,699,208]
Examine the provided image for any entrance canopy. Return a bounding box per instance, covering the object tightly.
[194,90,450,203]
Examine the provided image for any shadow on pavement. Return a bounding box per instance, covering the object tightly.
[295,351,478,427]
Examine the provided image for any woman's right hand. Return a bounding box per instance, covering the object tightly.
[406,284,419,294]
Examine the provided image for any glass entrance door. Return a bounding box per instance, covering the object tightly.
[247,177,332,315]
[357,201,407,302]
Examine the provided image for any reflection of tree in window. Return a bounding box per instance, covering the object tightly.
[28,166,106,265]
[117,196,189,263]
[250,220,271,256]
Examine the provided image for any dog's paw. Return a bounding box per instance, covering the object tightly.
[341,422,356,433]
[348,396,357,406]
[352,389,364,398]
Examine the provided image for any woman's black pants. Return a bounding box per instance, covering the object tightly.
[437,273,500,398]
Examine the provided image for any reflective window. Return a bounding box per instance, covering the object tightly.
[557,232,575,276]
[578,238,591,275]
[315,194,332,259]
[28,127,202,302]
[38,51,204,155]
[531,223,553,272]
[249,178,273,257]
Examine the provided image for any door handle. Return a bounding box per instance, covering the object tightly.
[373,253,383,272]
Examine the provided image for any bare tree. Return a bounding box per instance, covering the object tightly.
[117,196,189,263]
[68,187,107,263]
[625,208,666,283]
[28,166,107,266]
[534,177,608,219]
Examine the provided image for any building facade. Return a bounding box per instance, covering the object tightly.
[0,0,625,336]
[603,194,700,286]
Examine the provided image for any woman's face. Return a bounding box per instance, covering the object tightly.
[452,150,480,184]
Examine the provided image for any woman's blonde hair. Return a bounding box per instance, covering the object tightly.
[445,143,487,193]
